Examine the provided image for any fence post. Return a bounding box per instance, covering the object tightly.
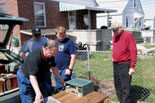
[87,49,91,80]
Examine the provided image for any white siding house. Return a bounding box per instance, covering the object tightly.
[154,17,155,30]
[142,3,155,30]
[96,0,144,30]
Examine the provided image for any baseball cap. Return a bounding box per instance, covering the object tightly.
[31,27,41,35]
[111,21,122,30]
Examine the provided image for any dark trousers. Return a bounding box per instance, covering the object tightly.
[113,62,132,103]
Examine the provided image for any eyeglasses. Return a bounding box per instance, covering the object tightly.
[47,48,58,55]
[112,27,119,31]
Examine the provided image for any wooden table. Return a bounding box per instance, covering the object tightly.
[52,91,108,103]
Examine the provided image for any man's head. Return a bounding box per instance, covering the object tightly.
[43,40,58,58]
[32,27,41,40]
[111,21,123,36]
[55,26,66,41]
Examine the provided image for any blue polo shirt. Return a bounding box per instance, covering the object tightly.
[21,37,48,53]
[55,38,77,70]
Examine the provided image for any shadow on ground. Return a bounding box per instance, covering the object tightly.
[131,85,150,103]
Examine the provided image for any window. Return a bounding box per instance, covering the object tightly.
[0,3,6,13]
[84,14,89,29]
[0,24,9,42]
[126,17,129,27]
[134,0,137,8]
[139,20,141,27]
[34,2,46,28]
[0,3,7,30]
[68,11,76,29]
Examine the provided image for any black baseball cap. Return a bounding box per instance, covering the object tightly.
[31,27,41,35]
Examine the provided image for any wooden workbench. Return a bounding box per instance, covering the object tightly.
[52,91,108,103]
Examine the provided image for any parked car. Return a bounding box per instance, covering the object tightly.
[0,13,28,103]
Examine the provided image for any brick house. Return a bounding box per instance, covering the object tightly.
[0,0,115,47]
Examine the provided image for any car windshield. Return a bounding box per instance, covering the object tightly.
[0,24,9,43]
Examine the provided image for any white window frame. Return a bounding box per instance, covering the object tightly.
[133,0,137,8]
[0,3,6,13]
[34,2,46,28]
[68,11,76,30]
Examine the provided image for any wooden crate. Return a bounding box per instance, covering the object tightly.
[0,73,18,93]
[66,78,94,97]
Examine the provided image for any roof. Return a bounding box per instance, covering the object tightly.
[59,2,117,13]
[0,13,28,24]
[142,3,155,19]
[96,0,128,15]
[51,0,98,7]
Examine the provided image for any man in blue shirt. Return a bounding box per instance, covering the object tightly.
[19,27,48,60]
[54,26,77,92]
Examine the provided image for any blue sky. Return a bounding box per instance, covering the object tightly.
[140,0,155,4]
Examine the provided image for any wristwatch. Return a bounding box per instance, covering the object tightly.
[68,68,72,71]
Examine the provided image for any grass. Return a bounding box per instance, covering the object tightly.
[144,45,155,49]
[144,45,155,53]
[74,52,155,103]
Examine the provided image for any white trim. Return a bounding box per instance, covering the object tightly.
[59,2,116,13]
[51,0,98,7]
[20,30,32,35]
[34,2,46,28]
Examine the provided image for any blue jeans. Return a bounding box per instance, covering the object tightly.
[17,69,55,103]
[54,69,72,92]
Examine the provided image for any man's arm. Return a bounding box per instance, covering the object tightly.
[30,75,43,103]
[65,54,76,75]
[19,51,26,60]
[128,34,137,75]
[51,67,65,86]
[19,40,29,60]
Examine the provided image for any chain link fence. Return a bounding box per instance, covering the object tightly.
[74,50,155,103]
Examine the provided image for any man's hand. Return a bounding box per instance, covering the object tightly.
[65,69,72,76]
[129,68,135,75]
[59,78,65,87]
[34,92,43,103]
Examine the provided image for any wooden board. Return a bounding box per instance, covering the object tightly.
[52,91,109,103]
